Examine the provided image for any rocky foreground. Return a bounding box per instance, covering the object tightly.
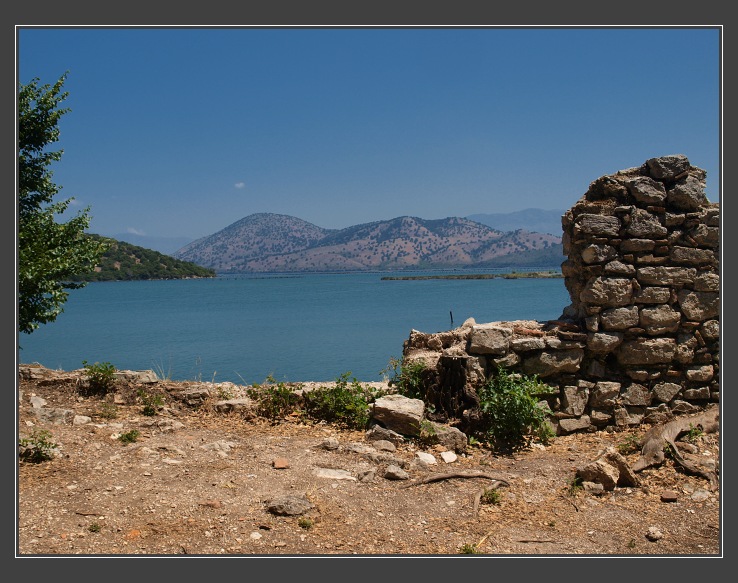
[17,364,720,557]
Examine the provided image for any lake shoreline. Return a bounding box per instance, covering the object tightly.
[380,271,563,281]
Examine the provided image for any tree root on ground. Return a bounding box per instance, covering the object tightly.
[632,408,719,491]
[400,471,510,490]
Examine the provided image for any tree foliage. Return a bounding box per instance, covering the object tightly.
[18,73,107,335]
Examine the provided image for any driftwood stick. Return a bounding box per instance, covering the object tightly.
[400,471,510,489]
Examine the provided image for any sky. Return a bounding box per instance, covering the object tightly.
[16,26,721,242]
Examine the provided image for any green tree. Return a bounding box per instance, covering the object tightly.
[18,73,107,335]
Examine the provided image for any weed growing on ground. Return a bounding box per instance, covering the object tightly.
[302,372,389,430]
[247,376,302,420]
[297,517,314,530]
[81,360,117,394]
[88,523,102,533]
[685,423,704,443]
[480,488,502,505]
[475,366,556,451]
[617,433,642,455]
[382,357,428,401]
[138,388,164,416]
[118,430,140,444]
[97,401,118,420]
[18,429,58,463]
[459,543,481,554]
[568,475,584,496]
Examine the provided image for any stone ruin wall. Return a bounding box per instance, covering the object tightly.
[402,155,720,434]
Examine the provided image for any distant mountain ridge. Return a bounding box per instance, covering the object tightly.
[172,213,563,273]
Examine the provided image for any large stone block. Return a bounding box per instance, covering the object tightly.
[521,349,584,377]
[646,154,691,181]
[574,214,621,237]
[468,325,513,355]
[667,175,709,211]
[639,305,681,335]
[600,306,639,330]
[626,176,667,205]
[637,266,696,285]
[372,394,425,436]
[678,290,719,321]
[580,277,633,306]
[617,338,676,365]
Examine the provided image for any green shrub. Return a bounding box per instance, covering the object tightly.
[18,429,58,463]
[480,488,501,505]
[302,372,388,430]
[82,360,117,394]
[137,388,164,416]
[475,366,556,451]
[459,543,481,554]
[383,357,427,400]
[298,517,314,530]
[118,429,140,444]
[246,376,302,420]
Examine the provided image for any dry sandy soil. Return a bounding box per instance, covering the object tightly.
[16,365,722,559]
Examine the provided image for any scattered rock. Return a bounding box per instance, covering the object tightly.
[313,468,356,481]
[266,495,313,516]
[660,490,679,503]
[646,526,663,541]
[272,457,290,469]
[440,451,457,463]
[383,464,410,480]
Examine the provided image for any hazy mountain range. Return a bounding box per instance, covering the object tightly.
[171,212,564,273]
[112,208,565,257]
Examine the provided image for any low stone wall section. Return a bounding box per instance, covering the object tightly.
[402,155,719,434]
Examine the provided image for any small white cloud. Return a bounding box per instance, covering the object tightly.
[234,182,246,189]
[126,227,146,236]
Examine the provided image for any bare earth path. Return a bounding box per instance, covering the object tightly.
[16,366,721,557]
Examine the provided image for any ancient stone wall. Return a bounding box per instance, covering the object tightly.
[402,155,720,434]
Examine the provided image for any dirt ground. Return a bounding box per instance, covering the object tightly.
[16,364,722,558]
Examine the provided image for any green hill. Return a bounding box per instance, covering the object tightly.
[66,234,216,282]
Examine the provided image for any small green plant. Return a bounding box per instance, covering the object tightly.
[459,543,481,555]
[480,488,501,506]
[98,402,119,420]
[685,423,704,444]
[302,372,388,430]
[475,366,557,451]
[214,385,235,401]
[382,357,427,401]
[247,376,302,420]
[627,538,637,549]
[663,443,675,459]
[298,517,314,530]
[82,360,117,394]
[118,429,140,444]
[617,433,642,455]
[88,522,102,533]
[568,475,584,496]
[138,388,164,416]
[18,429,58,463]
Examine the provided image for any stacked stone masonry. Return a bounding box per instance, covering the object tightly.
[402,155,720,434]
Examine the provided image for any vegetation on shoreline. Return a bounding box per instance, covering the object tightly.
[65,234,216,282]
[380,270,562,281]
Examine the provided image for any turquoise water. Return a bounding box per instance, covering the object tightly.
[17,271,571,384]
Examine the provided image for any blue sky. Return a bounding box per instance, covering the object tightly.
[17,26,721,241]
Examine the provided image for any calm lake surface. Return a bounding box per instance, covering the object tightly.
[17,270,571,385]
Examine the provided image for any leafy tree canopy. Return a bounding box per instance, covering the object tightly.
[18,72,107,335]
